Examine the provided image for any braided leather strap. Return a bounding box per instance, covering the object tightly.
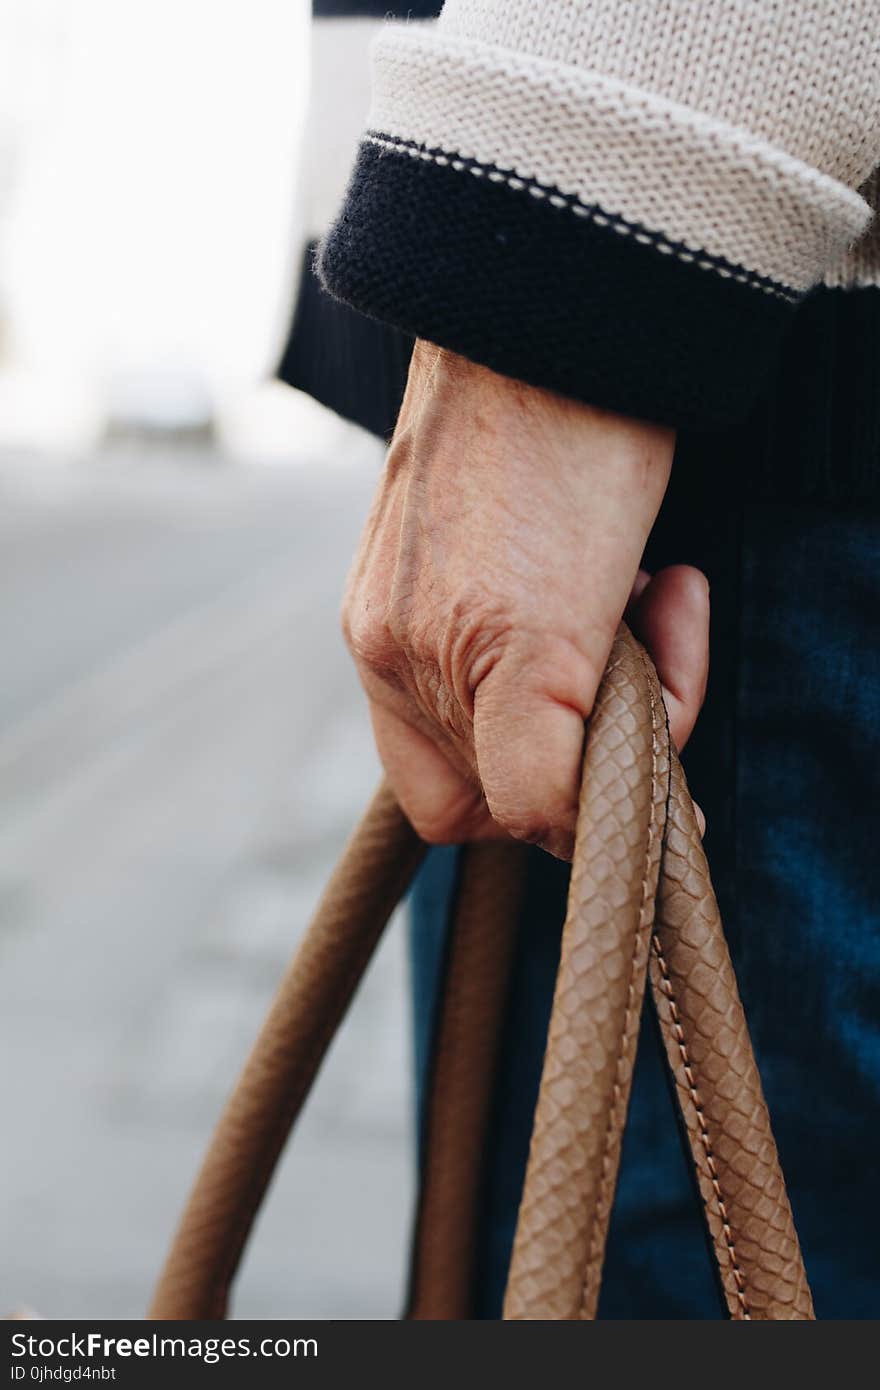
[149,627,813,1321]
[499,631,813,1320]
[149,784,425,1320]
[501,630,670,1318]
[406,843,528,1320]
[648,752,814,1319]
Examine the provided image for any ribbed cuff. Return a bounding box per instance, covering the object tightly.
[319,136,797,430]
[317,15,875,430]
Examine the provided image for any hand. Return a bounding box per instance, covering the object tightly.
[343,342,709,859]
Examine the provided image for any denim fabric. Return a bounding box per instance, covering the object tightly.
[409,498,880,1319]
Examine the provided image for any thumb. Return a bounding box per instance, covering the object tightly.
[629,564,710,753]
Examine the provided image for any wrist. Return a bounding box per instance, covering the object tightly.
[408,339,674,502]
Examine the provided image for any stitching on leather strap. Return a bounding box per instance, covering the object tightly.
[650,930,752,1319]
[578,655,660,1318]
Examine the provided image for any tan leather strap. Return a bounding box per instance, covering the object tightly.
[648,751,814,1319]
[149,783,424,1320]
[501,629,670,1318]
[149,626,813,1321]
[409,632,812,1320]
[406,842,527,1320]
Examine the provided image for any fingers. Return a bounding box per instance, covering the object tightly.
[469,571,710,859]
[629,565,710,752]
[472,647,598,861]
[630,564,710,838]
[368,699,503,845]
[368,564,710,857]
[356,563,709,854]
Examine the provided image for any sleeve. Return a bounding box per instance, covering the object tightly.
[316,0,880,430]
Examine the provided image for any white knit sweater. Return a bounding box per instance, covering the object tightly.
[369,0,878,291]
[312,2,880,433]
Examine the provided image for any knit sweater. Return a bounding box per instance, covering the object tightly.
[315,0,879,434]
[278,1,880,496]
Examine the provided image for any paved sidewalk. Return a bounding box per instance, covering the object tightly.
[0,440,417,1319]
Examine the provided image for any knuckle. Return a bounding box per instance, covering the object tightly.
[342,600,395,673]
[385,596,421,661]
[443,593,517,707]
[387,589,515,717]
[540,633,602,718]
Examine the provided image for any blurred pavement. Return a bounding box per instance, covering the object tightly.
[0,436,420,1319]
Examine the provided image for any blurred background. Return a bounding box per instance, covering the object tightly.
[0,1,413,1317]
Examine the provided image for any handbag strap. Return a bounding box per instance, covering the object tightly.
[405,841,528,1320]
[148,627,813,1321]
[503,634,813,1318]
[648,750,813,1319]
[502,629,671,1318]
[148,782,426,1320]
[410,630,813,1320]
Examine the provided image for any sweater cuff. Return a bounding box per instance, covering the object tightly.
[318,28,871,430]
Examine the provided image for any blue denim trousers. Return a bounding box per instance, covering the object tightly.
[409,494,880,1318]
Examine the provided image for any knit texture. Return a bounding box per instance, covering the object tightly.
[279,240,413,438]
[318,0,880,428]
[824,168,880,288]
[320,138,791,430]
[438,1,879,187]
[363,26,870,290]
